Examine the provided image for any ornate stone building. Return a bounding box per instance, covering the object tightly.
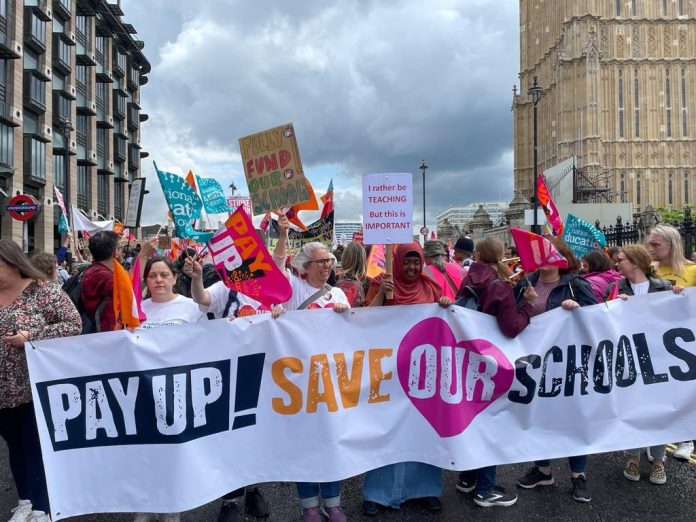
[514,0,696,212]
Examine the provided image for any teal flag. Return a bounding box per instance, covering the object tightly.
[154,162,213,244]
[562,213,606,259]
[58,213,70,234]
[196,175,231,214]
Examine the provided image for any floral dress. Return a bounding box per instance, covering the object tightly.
[0,280,82,409]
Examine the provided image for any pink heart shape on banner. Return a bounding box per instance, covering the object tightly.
[397,317,514,438]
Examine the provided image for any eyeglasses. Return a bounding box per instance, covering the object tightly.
[307,258,332,266]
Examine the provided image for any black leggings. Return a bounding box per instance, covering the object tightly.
[0,402,50,512]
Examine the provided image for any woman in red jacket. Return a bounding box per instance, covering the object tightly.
[454,237,537,507]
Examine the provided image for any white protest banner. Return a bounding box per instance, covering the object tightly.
[27,291,696,520]
[362,173,413,244]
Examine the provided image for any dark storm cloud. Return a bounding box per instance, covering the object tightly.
[121,0,519,224]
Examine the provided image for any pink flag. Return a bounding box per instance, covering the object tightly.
[129,255,147,322]
[536,172,564,237]
[510,227,568,273]
[208,207,291,306]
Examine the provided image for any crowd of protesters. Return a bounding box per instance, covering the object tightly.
[1,217,695,522]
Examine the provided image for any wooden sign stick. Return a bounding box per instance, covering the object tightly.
[385,244,393,300]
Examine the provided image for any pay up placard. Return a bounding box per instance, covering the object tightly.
[362,173,413,245]
[239,123,313,215]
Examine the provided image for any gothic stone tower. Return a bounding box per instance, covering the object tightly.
[513,0,696,211]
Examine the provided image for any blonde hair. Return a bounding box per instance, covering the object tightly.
[649,224,692,276]
[475,237,513,282]
[340,242,366,280]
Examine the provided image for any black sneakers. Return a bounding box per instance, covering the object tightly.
[473,486,518,507]
[516,467,555,489]
[455,472,477,493]
[245,487,270,518]
[571,475,592,503]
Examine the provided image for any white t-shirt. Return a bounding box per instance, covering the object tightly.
[141,295,205,329]
[284,274,349,311]
[203,281,273,318]
[630,280,650,296]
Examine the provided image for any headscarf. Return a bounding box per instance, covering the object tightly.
[370,242,441,305]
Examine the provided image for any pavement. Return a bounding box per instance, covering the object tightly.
[1,442,695,521]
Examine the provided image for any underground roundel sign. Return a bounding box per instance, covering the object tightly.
[6,194,39,221]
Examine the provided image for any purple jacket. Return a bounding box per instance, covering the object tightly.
[582,269,623,303]
[458,263,533,338]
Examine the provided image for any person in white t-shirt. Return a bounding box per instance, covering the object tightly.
[139,257,205,330]
[610,244,683,486]
[273,213,349,522]
[134,256,204,522]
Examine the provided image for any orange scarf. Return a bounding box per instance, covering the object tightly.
[113,260,141,329]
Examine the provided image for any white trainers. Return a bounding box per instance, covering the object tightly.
[8,501,32,522]
[673,441,694,461]
[26,511,51,522]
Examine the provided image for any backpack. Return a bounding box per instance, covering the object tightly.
[62,266,107,334]
[453,280,499,311]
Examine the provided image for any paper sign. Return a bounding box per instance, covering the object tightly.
[268,211,334,255]
[125,178,146,228]
[362,173,413,245]
[239,123,312,215]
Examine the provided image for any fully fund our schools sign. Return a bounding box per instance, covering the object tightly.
[5,194,40,221]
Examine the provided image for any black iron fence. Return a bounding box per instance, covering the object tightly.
[594,216,640,248]
[596,207,696,257]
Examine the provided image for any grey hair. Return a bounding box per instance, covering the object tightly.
[291,242,334,275]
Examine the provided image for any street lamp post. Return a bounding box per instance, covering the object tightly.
[420,160,428,232]
[60,120,74,216]
[229,182,237,196]
[528,76,543,234]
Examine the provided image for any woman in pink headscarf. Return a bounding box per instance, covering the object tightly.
[361,242,451,516]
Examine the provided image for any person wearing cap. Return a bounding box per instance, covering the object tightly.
[423,240,464,300]
[453,236,475,272]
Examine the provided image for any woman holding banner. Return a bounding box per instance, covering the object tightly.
[580,250,622,303]
[646,224,696,461]
[513,237,597,503]
[610,244,682,484]
[360,241,452,516]
[454,237,537,508]
[0,240,82,522]
[273,214,349,522]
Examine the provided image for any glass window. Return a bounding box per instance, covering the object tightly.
[636,180,641,205]
[23,49,38,70]
[75,16,86,35]
[76,65,87,86]
[0,0,6,18]
[30,13,46,45]
[77,165,90,201]
[686,176,689,204]
[58,40,71,66]
[23,111,39,134]
[25,137,46,180]
[631,0,636,15]
[664,0,668,15]
[669,179,673,205]
[53,153,66,190]
[616,0,621,16]
[0,122,13,166]
[679,0,684,16]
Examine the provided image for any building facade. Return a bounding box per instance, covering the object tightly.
[436,202,508,235]
[334,222,361,241]
[0,0,149,252]
[514,0,696,212]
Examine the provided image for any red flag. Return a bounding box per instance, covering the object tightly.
[510,227,568,273]
[208,207,292,306]
[285,207,308,231]
[536,172,564,237]
[320,180,334,219]
[185,170,197,191]
[606,282,620,301]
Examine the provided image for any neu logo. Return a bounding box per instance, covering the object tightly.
[397,317,514,438]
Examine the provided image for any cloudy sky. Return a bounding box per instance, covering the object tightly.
[120,0,520,228]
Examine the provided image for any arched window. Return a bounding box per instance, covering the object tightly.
[681,69,688,136]
[669,177,673,206]
[620,179,625,203]
[666,70,672,137]
[634,70,640,137]
[637,174,641,205]
[686,175,690,204]
[664,0,669,15]
[631,0,636,16]
[616,0,621,16]
[679,0,685,16]
[618,69,624,138]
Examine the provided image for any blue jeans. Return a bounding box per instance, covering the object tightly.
[296,481,341,508]
[535,455,587,474]
[459,466,496,494]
